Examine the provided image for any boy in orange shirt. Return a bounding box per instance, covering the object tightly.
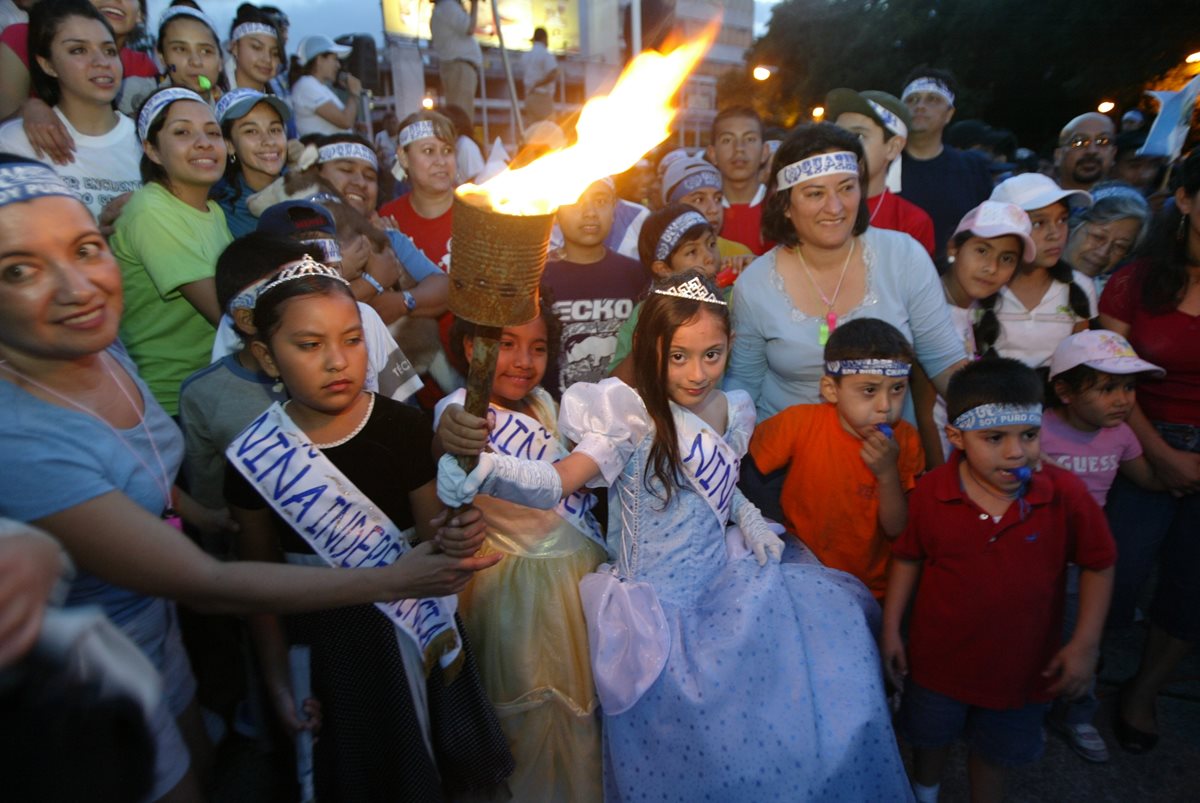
[749,319,924,599]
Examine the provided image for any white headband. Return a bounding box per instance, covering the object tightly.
[655,210,710,262]
[652,276,726,306]
[317,143,378,169]
[0,163,77,208]
[158,5,218,35]
[227,277,269,315]
[825,359,912,378]
[230,22,277,42]
[901,77,955,106]
[952,403,1042,431]
[866,99,907,138]
[137,87,207,142]
[666,165,721,204]
[776,151,858,191]
[399,120,438,148]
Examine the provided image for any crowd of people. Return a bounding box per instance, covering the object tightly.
[1,0,1197,801]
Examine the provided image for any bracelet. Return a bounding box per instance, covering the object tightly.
[361,273,385,295]
[402,290,417,311]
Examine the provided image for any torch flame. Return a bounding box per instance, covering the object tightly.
[457,26,717,216]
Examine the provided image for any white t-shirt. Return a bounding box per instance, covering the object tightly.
[522,42,557,95]
[993,270,1097,369]
[455,134,484,185]
[0,109,141,219]
[291,75,348,137]
[0,0,26,31]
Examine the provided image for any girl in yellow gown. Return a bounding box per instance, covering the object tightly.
[436,302,606,802]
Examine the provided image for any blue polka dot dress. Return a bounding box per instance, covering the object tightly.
[560,380,912,802]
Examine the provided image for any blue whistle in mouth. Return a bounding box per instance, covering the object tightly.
[876,424,893,439]
[1013,466,1032,484]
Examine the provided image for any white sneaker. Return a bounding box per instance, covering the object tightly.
[1053,720,1110,763]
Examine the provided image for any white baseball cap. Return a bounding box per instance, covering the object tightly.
[1049,330,1165,381]
[297,35,352,65]
[990,173,1091,212]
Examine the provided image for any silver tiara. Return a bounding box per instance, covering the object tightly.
[260,255,350,296]
[652,276,726,305]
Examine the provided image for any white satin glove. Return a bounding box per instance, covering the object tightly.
[731,489,784,566]
[436,453,563,509]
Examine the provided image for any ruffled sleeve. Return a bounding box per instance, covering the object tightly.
[724,390,758,459]
[559,378,653,486]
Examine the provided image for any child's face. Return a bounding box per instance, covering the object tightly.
[819,372,908,437]
[678,186,724,231]
[665,309,729,410]
[255,291,367,415]
[656,230,719,279]
[947,424,1041,495]
[947,234,1020,301]
[470,316,549,406]
[557,182,616,248]
[709,115,765,184]
[1026,201,1069,269]
[1055,371,1137,431]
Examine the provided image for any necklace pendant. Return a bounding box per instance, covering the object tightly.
[818,321,830,345]
[825,310,838,333]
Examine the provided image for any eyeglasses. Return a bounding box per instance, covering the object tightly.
[1064,134,1113,150]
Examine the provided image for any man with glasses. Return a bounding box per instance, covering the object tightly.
[1055,112,1116,193]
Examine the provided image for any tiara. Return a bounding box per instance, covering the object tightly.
[652,276,726,305]
[259,255,350,296]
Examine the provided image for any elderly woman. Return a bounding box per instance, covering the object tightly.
[1066,181,1151,293]
[726,124,964,514]
[0,155,498,801]
[1098,151,1200,755]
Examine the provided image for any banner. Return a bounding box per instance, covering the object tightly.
[382,0,581,53]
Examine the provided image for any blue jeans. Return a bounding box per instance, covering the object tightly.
[1105,421,1200,643]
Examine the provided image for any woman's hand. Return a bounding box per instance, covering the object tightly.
[22,97,75,165]
[386,540,501,597]
[1146,444,1200,496]
[344,73,363,96]
[437,404,492,457]
[0,523,65,667]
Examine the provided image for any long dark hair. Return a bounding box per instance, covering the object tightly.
[29,0,117,107]
[630,271,730,505]
[1140,150,1200,313]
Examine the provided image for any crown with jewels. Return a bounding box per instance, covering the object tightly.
[652,276,726,306]
[259,255,350,296]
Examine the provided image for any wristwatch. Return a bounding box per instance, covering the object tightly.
[402,290,417,311]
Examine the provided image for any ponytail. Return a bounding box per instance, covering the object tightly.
[1049,260,1092,321]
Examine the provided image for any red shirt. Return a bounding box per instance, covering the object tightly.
[892,455,1116,709]
[868,191,935,258]
[1099,259,1200,426]
[2,23,158,84]
[379,194,453,272]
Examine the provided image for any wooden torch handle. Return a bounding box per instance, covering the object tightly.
[453,325,503,517]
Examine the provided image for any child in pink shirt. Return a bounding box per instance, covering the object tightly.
[1041,329,1163,763]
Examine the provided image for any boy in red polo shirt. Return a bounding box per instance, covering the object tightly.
[882,358,1115,803]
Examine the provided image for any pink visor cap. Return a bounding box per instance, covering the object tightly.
[1049,330,1165,381]
[952,200,1038,263]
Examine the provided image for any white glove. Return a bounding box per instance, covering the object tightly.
[436,452,563,509]
[731,489,783,566]
[437,453,492,507]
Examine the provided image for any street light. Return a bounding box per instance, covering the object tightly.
[812,106,825,119]
[1097,100,1115,114]
[752,65,774,81]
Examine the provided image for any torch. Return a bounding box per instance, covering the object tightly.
[443,25,718,492]
[447,196,555,481]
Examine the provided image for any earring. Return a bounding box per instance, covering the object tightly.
[272,378,284,394]
[230,153,237,164]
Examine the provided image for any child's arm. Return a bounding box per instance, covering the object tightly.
[1043,565,1113,699]
[233,505,321,737]
[861,429,907,538]
[881,557,921,688]
[1118,455,1165,492]
[909,363,945,470]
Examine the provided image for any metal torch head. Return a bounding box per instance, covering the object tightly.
[448,196,556,328]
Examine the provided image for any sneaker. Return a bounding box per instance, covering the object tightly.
[1053,720,1110,763]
